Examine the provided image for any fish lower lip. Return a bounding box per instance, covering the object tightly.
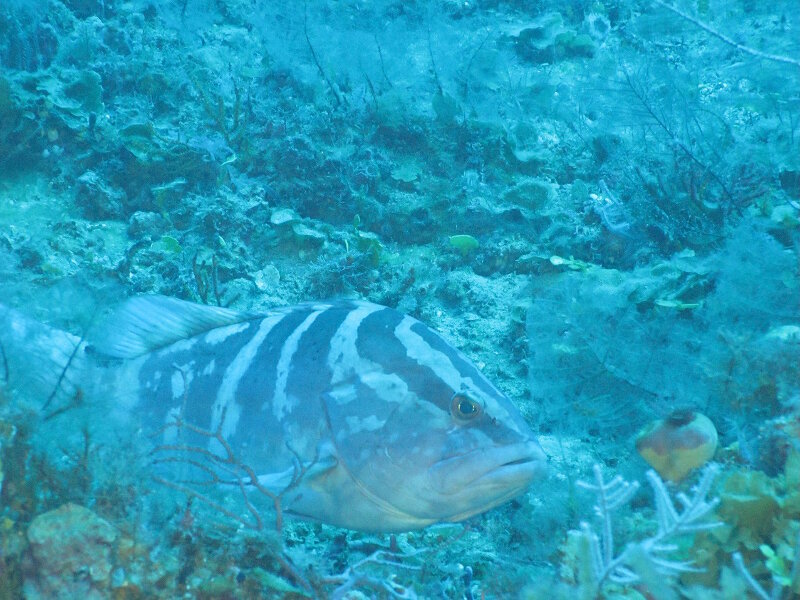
[470,457,545,492]
[501,457,532,467]
[475,442,548,485]
[433,441,548,493]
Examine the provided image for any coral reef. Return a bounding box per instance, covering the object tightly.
[0,0,797,597]
[24,503,117,600]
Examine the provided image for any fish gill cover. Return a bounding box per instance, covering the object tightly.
[0,0,798,598]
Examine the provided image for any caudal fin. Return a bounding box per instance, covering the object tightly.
[0,303,85,411]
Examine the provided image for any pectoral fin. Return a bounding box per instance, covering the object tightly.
[255,442,339,494]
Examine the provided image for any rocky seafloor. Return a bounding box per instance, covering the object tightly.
[0,0,799,598]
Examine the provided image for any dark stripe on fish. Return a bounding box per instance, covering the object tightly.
[356,308,454,410]
[234,307,311,418]
[137,322,255,427]
[284,304,351,414]
[409,321,498,400]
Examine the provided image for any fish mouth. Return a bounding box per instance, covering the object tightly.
[432,441,548,496]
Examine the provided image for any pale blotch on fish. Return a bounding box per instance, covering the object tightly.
[0,296,547,532]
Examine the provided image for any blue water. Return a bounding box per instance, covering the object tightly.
[0,0,798,598]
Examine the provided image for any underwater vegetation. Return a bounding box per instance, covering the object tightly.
[0,0,798,598]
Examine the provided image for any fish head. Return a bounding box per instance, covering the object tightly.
[312,311,547,532]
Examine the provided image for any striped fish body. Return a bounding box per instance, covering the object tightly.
[3,297,547,532]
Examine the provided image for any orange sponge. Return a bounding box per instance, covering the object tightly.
[635,410,718,482]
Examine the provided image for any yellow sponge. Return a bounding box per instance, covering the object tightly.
[635,410,718,482]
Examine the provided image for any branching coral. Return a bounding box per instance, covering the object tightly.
[568,464,721,599]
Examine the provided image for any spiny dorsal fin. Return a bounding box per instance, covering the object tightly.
[90,295,259,358]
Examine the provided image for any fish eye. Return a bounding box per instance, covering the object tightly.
[450,393,482,422]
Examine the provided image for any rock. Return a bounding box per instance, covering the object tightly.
[75,170,126,221]
[501,177,556,211]
[270,207,300,226]
[24,503,117,600]
[127,210,168,238]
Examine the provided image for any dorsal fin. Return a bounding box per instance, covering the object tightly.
[89,295,258,358]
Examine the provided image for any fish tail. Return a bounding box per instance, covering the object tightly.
[0,303,86,411]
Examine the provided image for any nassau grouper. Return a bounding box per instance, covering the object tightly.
[0,296,547,532]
